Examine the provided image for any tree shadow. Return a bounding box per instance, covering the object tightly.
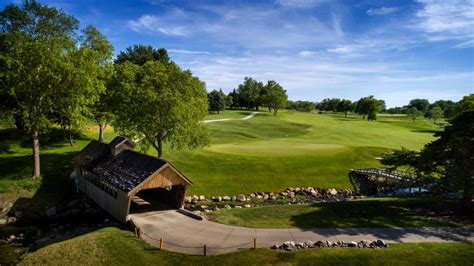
[411,129,439,134]
[288,198,473,242]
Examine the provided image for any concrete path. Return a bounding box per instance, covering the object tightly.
[202,112,259,123]
[130,210,474,255]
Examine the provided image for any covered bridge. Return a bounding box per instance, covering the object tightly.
[73,136,193,223]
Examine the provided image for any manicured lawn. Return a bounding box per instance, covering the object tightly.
[211,197,464,228]
[0,110,439,203]
[167,111,439,195]
[17,227,474,265]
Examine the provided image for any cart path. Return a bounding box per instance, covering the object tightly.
[202,112,259,123]
[130,210,474,255]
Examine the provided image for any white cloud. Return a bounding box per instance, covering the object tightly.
[413,0,474,45]
[168,49,218,55]
[275,0,327,8]
[367,7,399,16]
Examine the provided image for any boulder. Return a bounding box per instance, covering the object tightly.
[199,195,206,201]
[250,193,256,198]
[348,241,358,247]
[271,244,280,250]
[224,205,231,209]
[234,205,242,209]
[271,195,277,200]
[222,196,231,201]
[328,188,338,196]
[237,194,247,202]
[314,240,326,247]
[304,241,314,247]
[231,196,237,201]
[244,204,251,208]
[375,239,386,247]
[263,194,269,200]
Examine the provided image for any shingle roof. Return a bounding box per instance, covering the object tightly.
[89,150,167,192]
[109,136,134,148]
[75,137,174,193]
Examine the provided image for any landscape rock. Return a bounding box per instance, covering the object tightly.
[231,196,237,201]
[199,195,206,201]
[244,204,251,208]
[237,194,247,202]
[348,241,358,247]
[222,196,231,201]
[314,240,326,247]
[328,188,338,196]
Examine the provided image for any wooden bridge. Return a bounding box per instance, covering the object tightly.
[349,168,424,195]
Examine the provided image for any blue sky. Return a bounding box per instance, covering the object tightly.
[4,0,473,107]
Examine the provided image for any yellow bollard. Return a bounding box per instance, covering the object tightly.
[160,237,163,251]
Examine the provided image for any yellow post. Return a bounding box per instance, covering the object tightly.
[204,244,207,256]
[160,237,163,250]
[254,238,257,250]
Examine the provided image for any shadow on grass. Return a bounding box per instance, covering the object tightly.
[289,198,473,242]
[411,129,440,134]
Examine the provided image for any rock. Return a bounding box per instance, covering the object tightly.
[0,219,6,225]
[250,193,256,198]
[304,241,314,247]
[271,195,277,200]
[328,188,338,196]
[234,205,242,209]
[295,242,305,249]
[9,235,15,240]
[224,205,231,209]
[288,192,295,198]
[192,195,199,202]
[326,241,332,247]
[237,194,247,202]
[244,204,251,208]
[200,205,208,210]
[223,196,231,201]
[287,187,295,192]
[348,241,358,247]
[231,196,237,201]
[204,209,211,213]
[199,195,206,201]
[376,239,386,247]
[295,187,301,193]
[256,195,262,199]
[271,244,280,250]
[263,194,269,200]
[6,217,16,224]
[283,241,295,247]
[46,206,56,217]
[360,240,370,247]
[314,240,326,247]
[185,196,192,203]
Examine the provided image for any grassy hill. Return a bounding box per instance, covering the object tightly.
[167,111,439,195]
[0,110,439,203]
[17,227,474,265]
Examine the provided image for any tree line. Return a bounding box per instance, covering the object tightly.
[207,77,289,116]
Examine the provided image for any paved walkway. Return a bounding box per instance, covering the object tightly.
[202,112,259,123]
[130,210,474,255]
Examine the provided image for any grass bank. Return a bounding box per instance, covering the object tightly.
[211,197,467,228]
[18,227,474,265]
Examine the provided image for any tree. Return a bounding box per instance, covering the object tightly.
[381,111,474,211]
[408,99,430,114]
[115,44,170,65]
[455,94,474,116]
[427,106,443,124]
[431,100,456,119]
[337,99,353,117]
[328,98,341,114]
[82,25,114,141]
[237,77,263,110]
[262,80,287,116]
[406,107,423,122]
[225,94,233,109]
[355,96,382,120]
[111,61,210,158]
[208,89,226,114]
[1,1,80,178]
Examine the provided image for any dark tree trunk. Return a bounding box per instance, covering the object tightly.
[268,106,271,112]
[362,114,366,120]
[32,130,40,179]
[98,123,104,142]
[156,134,163,158]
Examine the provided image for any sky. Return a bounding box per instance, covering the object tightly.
[3,0,473,107]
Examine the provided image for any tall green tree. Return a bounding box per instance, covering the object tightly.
[115,44,170,66]
[81,25,114,141]
[406,107,423,122]
[0,0,80,178]
[455,94,474,116]
[262,80,287,116]
[111,61,209,158]
[237,77,263,110]
[337,99,353,117]
[208,89,226,114]
[355,96,382,121]
[427,106,443,124]
[408,99,430,114]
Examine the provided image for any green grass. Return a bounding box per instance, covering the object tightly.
[166,111,440,195]
[17,227,474,265]
[0,110,440,202]
[211,197,464,228]
[204,110,255,120]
